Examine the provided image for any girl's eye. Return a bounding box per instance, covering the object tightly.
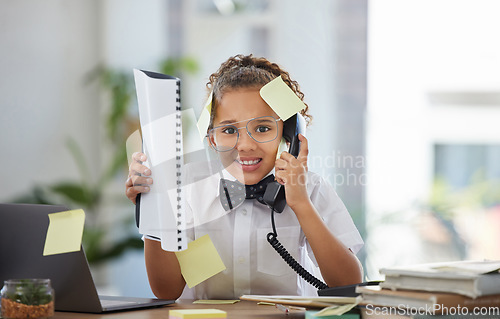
[255,126,271,133]
[222,126,237,134]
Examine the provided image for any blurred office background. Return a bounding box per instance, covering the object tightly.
[1,0,499,297]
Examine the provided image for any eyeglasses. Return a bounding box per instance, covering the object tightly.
[207,116,282,152]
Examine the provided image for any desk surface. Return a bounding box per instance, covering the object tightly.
[54,300,306,318]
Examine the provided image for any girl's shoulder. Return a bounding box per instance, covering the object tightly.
[306,170,329,188]
[306,170,343,201]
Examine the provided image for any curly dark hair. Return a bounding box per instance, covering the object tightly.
[206,54,312,129]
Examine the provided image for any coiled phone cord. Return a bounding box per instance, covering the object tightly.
[266,208,328,290]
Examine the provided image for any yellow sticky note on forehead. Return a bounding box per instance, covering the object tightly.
[259,75,306,121]
[175,234,226,288]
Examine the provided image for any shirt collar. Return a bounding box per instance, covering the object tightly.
[219,168,275,185]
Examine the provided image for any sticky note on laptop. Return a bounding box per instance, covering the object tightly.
[175,235,226,288]
[169,309,226,319]
[43,209,85,256]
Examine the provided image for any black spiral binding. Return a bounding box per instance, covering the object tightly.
[175,80,186,251]
[267,208,328,290]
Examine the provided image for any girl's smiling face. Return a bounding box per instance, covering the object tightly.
[211,88,282,185]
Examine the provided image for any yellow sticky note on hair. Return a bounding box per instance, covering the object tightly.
[259,75,306,121]
[43,209,85,256]
[175,234,226,288]
[196,92,213,140]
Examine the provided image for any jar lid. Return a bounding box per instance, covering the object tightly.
[4,278,51,285]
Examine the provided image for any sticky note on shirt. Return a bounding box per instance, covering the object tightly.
[169,309,227,319]
[175,234,226,288]
[43,209,85,256]
[259,75,306,121]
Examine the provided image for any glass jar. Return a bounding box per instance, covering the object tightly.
[1,279,54,319]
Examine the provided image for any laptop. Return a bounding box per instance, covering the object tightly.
[0,203,175,313]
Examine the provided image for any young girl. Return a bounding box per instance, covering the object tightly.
[125,54,363,300]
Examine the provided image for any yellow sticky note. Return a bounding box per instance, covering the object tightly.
[196,92,213,140]
[312,303,357,316]
[276,137,288,159]
[169,309,226,319]
[259,75,306,121]
[43,209,85,256]
[175,234,226,288]
[193,300,240,305]
[125,129,143,167]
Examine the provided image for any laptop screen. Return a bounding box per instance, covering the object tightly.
[0,203,173,313]
[0,204,104,312]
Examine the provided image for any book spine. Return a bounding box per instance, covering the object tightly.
[380,275,477,298]
[475,274,500,297]
[436,293,500,310]
[382,274,500,298]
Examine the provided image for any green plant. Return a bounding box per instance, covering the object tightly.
[6,280,52,306]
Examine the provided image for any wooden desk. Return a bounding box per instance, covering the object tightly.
[53,300,500,319]
[53,300,306,318]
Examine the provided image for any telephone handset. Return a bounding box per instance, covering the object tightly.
[262,113,329,291]
[262,113,306,213]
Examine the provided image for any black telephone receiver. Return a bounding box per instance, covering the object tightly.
[262,113,329,290]
[262,113,306,213]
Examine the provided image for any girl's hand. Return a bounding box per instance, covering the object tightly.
[125,152,153,204]
[274,134,310,210]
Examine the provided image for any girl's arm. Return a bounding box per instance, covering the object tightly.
[144,238,186,299]
[289,200,363,286]
[126,153,186,297]
[275,134,363,287]
[125,153,185,298]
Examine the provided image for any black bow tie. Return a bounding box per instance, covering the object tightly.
[219,175,275,211]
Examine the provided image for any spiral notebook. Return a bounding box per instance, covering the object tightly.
[133,69,188,252]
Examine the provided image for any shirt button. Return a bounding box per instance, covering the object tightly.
[241,209,247,216]
[238,256,246,264]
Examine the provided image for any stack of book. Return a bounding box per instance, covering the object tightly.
[356,260,500,317]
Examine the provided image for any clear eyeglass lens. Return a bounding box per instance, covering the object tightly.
[209,116,279,152]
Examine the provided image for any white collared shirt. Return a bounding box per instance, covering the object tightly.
[147,169,363,299]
